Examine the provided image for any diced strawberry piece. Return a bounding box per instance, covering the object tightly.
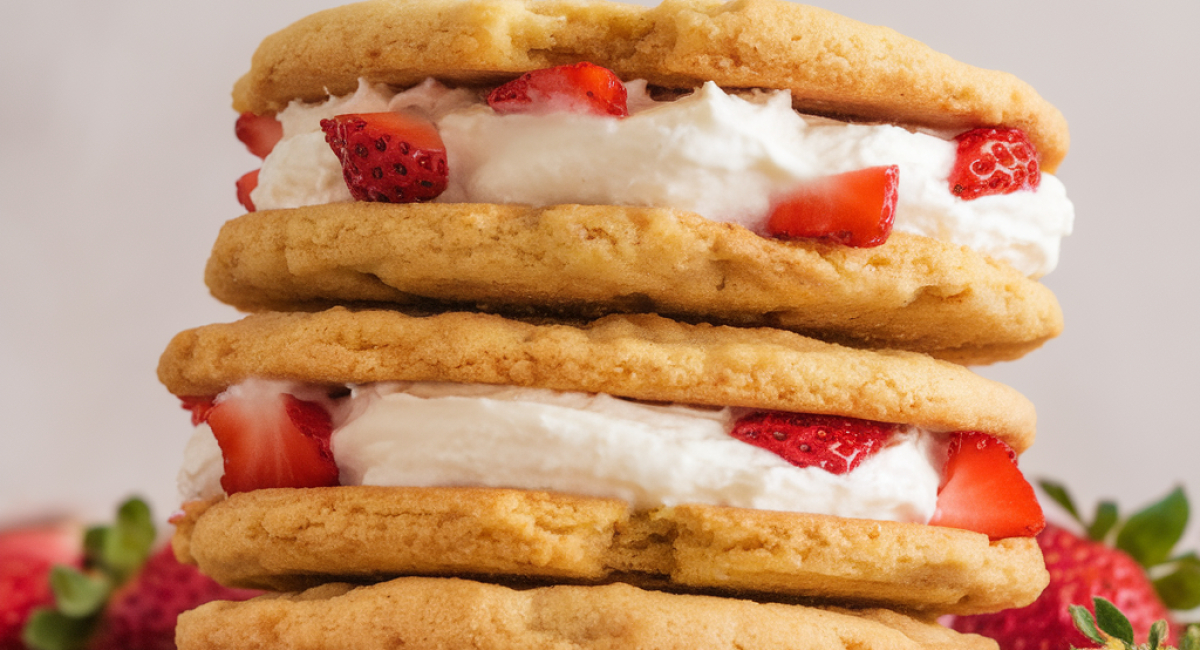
[320,112,448,203]
[205,384,338,494]
[0,523,82,650]
[178,396,216,427]
[729,411,896,474]
[765,165,899,247]
[929,431,1045,540]
[236,169,258,212]
[487,62,629,117]
[234,112,283,159]
[949,127,1040,200]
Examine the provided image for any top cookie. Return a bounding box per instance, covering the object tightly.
[233,0,1068,171]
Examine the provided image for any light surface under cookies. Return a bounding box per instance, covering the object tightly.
[157,308,1037,451]
[172,487,1047,616]
[233,0,1067,172]
[177,576,999,650]
[205,203,1063,364]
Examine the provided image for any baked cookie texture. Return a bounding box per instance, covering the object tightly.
[205,204,1064,365]
[171,487,1047,616]
[233,0,1067,172]
[178,577,999,650]
[157,307,1037,452]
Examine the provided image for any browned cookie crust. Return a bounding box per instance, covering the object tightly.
[173,487,1046,615]
[234,0,1067,171]
[178,576,999,650]
[157,308,1037,451]
[206,203,1063,364]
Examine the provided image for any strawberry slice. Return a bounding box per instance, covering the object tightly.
[320,112,448,204]
[729,411,896,474]
[234,112,283,159]
[0,523,82,650]
[235,169,258,212]
[765,165,899,247]
[202,384,338,494]
[487,62,629,117]
[949,127,1040,200]
[929,431,1045,540]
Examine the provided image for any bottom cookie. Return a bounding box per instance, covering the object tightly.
[176,576,997,650]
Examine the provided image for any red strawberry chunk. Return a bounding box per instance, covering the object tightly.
[0,523,82,650]
[203,384,338,494]
[929,432,1044,540]
[765,165,899,247]
[320,112,448,204]
[729,411,896,474]
[488,62,629,117]
[234,112,283,159]
[949,127,1040,200]
[235,169,258,212]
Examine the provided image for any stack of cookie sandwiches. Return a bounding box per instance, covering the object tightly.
[162,0,1074,648]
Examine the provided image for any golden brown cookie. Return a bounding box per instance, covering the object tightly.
[157,308,1037,451]
[234,0,1067,171]
[178,576,1000,650]
[205,203,1063,364]
[172,487,1046,615]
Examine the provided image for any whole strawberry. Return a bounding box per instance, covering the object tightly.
[0,524,82,650]
[21,498,260,650]
[952,484,1200,649]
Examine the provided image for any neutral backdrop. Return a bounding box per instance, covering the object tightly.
[2,1,1197,541]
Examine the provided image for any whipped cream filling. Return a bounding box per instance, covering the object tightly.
[251,78,1074,277]
[178,380,946,524]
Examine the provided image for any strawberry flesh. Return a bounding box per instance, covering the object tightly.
[952,523,1179,648]
[320,112,448,203]
[765,165,899,247]
[488,62,629,117]
[949,127,1040,200]
[235,170,258,212]
[0,524,82,650]
[729,411,896,474]
[202,385,338,494]
[234,112,282,159]
[929,432,1045,540]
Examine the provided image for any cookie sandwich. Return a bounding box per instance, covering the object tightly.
[163,310,1048,649]
[215,0,1074,364]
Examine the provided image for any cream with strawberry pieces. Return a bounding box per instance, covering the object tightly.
[176,378,1044,541]
[239,65,1073,277]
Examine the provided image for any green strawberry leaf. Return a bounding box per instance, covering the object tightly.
[1148,619,1167,650]
[1094,597,1135,646]
[1089,501,1120,542]
[48,566,111,618]
[1153,554,1200,610]
[1070,604,1107,645]
[21,608,97,650]
[98,497,156,582]
[1041,479,1082,523]
[1116,487,1189,568]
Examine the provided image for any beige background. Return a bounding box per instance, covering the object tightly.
[1,0,1197,537]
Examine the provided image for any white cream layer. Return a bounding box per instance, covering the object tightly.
[251,79,1074,277]
[178,380,946,524]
